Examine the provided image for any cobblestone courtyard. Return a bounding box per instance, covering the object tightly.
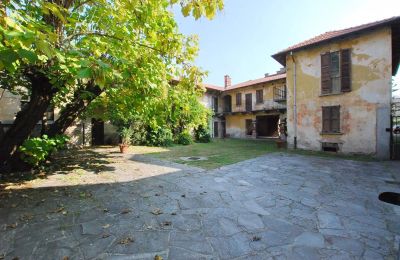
[1,148,400,259]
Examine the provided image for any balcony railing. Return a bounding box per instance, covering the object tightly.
[221,100,286,114]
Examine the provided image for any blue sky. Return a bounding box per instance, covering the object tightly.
[173,0,400,95]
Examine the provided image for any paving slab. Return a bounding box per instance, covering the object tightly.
[0,148,399,259]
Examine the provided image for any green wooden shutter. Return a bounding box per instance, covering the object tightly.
[236,93,241,106]
[331,106,340,132]
[322,106,331,133]
[340,49,351,92]
[321,53,332,94]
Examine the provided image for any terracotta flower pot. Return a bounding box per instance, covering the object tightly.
[119,144,129,153]
[276,140,287,149]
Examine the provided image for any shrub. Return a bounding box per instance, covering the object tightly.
[120,126,134,145]
[147,127,174,147]
[19,135,69,166]
[176,130,193,145]
[195,126,211,143]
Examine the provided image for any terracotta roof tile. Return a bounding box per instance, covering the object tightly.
[272,16,400,65]
[203,83,224,91]
[225,73,286,91]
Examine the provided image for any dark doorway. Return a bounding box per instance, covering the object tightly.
[221,121,226,138]
[245,94,252,112]
[256,115,279,137]
[91,118,104,145]
[213,121,219,138]
[223,95,232,112]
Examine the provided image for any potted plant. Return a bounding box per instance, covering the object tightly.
[119,127,134,153]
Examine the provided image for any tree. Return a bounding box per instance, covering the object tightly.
[0,0,223,171]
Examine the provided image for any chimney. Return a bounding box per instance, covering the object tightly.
[224,75,231,88]
[264,73,269,77]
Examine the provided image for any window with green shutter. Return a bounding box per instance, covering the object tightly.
[321,49,351,95]
[322,106,341,133]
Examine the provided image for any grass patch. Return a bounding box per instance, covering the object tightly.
[138,138,376,170]
[142,139,279,169]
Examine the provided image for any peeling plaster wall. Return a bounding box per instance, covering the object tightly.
[286,28,392,158]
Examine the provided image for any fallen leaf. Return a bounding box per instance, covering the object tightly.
[19,213,34,221]
[103,208,109,213]
[6,223,17,229]
[11,204,17,208]
[102,233,111,238]
[102,224,110,229]
[251,235,261,241]
[52,207,65,213]
[62,257,69,260]
[154,255,163,260]
[151,208,163,215]
[181,194,186,198]
[120,208,131,214]
[118,236,134,244]
[170,212,177,216]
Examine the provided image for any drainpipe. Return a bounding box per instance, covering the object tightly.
[290,51,297,149]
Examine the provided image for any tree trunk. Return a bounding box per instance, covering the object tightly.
[46,83,102,137]
[0,71,56,171]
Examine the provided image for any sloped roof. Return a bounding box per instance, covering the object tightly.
[225,73,286,91]
[272,16,400,71]
[203,83,224,91]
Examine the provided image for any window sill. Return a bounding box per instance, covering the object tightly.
[320,132,343,135]
[319,91,350,97]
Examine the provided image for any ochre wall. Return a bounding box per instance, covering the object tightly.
[221,79,286,113]
[285,27,392,158]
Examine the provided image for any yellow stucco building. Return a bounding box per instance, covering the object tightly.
[272,17,400,159]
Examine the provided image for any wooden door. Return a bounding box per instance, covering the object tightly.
[245,94,252,112]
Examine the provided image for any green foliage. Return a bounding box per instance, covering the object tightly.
[175,130,193,145]
[0,0,223,159]
[147,127,174,147]
[119,127,134,145]
[19,135,69,166]
[195,125,211,143]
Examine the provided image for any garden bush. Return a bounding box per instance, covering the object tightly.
[194,126,211,143]
[147,127,174,147]
[176,130,193,145]
[19,135,70,166]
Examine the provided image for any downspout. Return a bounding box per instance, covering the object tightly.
[290,51,297,149]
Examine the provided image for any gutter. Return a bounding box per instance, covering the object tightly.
[290,51,297,149]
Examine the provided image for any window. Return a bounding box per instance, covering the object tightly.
[256,89,263,103]
[321,49,351,95]
[212,97,218,112]
[245,119,253,135]
[273,85,286,101]
[322,106,340,133]
[236,93,242,106]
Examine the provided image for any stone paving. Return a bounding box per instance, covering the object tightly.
[0,148,400,259]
